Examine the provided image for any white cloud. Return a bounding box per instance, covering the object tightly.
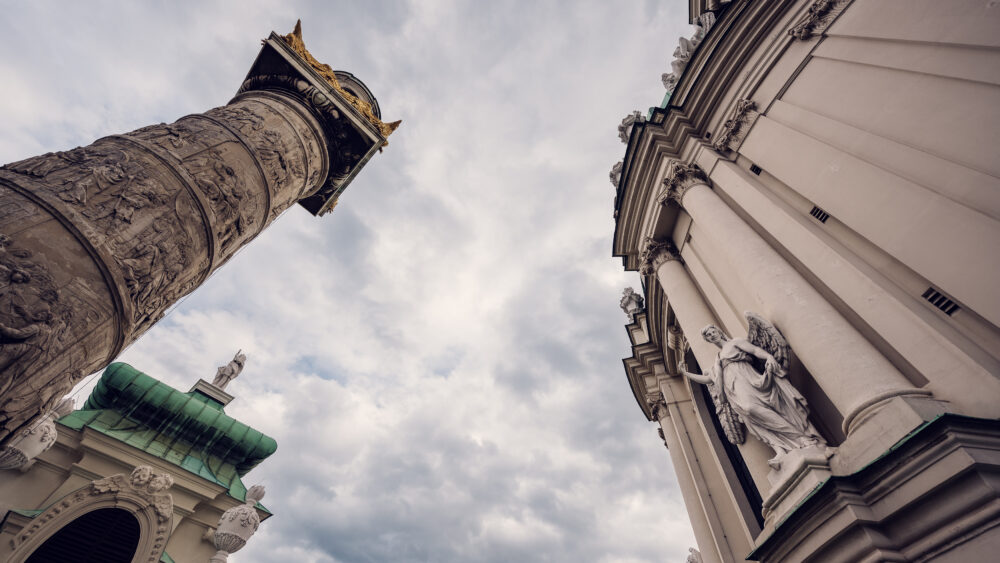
[0,1,697,561]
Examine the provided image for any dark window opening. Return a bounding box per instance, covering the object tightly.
[27,508,140,563]
[749,164,762,175]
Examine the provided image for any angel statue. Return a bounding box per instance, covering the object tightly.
[678,312,826,469]
[212,350,247,390]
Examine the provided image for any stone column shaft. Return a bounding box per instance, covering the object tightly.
[0,27,394,441]
[650,255,772,490]
[671,176,924,434]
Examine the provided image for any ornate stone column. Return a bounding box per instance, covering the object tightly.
[640,240,772,489]
[0,22,398,442]
[657,162,939,450]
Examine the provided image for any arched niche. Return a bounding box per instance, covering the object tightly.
[25,507,140,562]
[8,467,174,563]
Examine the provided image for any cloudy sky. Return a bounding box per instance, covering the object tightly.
[0,1,697,561]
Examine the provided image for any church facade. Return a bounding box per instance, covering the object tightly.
[613,1,1000,561]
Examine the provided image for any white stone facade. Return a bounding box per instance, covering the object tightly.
[614,1,1000,561]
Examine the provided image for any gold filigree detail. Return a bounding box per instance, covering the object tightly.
[281,20,401,140]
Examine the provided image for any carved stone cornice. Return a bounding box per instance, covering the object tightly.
[657,161,709,206]
[788,0,850,40]
[712,98,758,152]
[639,237,682,276]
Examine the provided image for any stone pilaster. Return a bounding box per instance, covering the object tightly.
[0,25,396,441]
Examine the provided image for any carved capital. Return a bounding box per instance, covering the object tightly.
[712,98,758,152]
[789,0,850,40]
[639,237,682,276]
[658,161,708,206]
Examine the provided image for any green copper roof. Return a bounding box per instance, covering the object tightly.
[59,363,276,507]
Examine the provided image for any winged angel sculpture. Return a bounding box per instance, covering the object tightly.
[679,312,826,469]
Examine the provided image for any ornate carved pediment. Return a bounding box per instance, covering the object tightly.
[712,98,759,153]
[658,161,709,206]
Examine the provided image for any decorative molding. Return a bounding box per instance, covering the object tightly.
[618,111,645,144]
[658,161,709,206]
[712,98,758,152]
[657,427,669,449]
[9,466,174,563]
[638,237,682,276]
[788,0,850,41]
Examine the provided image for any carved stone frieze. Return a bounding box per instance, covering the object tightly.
[788,0,850,40]
[639,237,682,276]
[712,98,758,152]
[657,161,709,206]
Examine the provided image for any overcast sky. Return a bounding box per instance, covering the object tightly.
[0,1,697,561]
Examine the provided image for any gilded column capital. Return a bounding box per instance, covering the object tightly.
[657,161,709,206]
[639,237,682,276]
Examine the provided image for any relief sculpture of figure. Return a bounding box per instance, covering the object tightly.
[679,312,826,469]
[212,350,247,390]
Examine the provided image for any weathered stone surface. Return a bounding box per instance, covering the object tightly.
[0,29,392,442]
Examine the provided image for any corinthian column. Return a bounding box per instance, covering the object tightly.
[0,22,398,441]
[657,162,935,444]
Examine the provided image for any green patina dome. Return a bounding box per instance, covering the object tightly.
[59,363,276,507]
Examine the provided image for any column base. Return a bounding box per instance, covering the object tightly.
[749,415,1000,562]
[759,445,835,533]
[833,393,950,474]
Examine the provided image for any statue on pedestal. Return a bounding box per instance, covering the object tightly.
[212,351,247,390]
[679,312,826,468]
